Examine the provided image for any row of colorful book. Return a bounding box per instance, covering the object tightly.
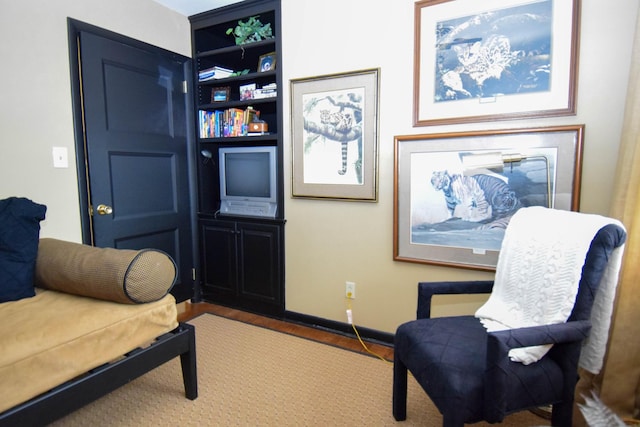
[198,107,260,138]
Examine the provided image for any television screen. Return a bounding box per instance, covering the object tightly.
[225,152,271,198]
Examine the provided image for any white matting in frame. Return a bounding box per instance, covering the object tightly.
[290,68,379,201]
[414,0,580,126]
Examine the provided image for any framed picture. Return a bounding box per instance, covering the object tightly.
[239,83,256,100]
[258,52,276,72]
[414,0,580,126]
[211,86,230,102]
[290,68,380,201]
[394,125,584,270]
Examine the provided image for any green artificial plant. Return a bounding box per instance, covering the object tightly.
[226,15,273,46]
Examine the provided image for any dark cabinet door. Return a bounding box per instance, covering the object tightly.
[200,218,284,316]
[200,220,237,297]
[237,222,282,305]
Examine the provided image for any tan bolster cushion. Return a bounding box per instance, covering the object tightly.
[34,238,176,304]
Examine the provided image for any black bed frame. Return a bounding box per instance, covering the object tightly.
[0,322,197,426]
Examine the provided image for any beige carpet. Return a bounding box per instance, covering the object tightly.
[52,314,548,426]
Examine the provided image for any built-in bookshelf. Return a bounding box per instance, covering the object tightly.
[189,0,285,317]
[192,6,280,146]
[190,0,283,215]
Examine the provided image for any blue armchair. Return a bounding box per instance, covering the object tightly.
[392,222,626,427]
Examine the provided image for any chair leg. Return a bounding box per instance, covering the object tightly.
[442,411,466,427]
[551,401,573,427]
[393,357,408,421]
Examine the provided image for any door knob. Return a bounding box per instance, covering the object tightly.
[96,204,113,215]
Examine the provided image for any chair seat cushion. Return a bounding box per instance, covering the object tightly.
[395,315,564,423]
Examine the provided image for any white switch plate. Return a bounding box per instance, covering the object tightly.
[52,147,68,168]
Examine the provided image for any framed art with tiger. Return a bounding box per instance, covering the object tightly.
[290,68,380,201]
[393,125,584,270]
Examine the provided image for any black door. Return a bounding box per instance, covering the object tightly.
[69,22,196,302]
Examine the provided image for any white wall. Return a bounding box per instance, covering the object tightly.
[0,0,191,241]
[281,0,640,332]
[1,0,637,334]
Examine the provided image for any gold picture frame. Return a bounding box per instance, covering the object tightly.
[290,68,380,201]
[258,52,276,72]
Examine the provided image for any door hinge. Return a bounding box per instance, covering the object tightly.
[192,268,197,281]
[182,80,188,94]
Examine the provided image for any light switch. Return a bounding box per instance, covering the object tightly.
[52,147,68,168]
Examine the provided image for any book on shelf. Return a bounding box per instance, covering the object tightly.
[198,66,234,82]
[198,106,262,138]
[253,82,277,99]
[223,108,244,137]
[253,90,277,99]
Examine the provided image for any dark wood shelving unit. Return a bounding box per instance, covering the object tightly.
[190,0,284,317]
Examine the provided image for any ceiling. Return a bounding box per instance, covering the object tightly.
[152,0,243,16]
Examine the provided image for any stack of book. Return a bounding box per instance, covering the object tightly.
[253,83,277,99]
[198,66,234,82]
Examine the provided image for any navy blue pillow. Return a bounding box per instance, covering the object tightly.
[0,197,47,302]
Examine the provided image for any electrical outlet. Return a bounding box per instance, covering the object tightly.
[345,281,356,299]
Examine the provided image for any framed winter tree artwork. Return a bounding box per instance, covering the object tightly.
[393,125,584,270]
[413,0,580,126]
[290,68,379,201]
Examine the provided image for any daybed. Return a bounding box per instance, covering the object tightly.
[0,197,197,426]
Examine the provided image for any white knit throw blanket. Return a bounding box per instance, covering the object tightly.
[475,207,625,373]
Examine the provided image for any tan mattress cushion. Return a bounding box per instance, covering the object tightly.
[34,238,177,304]
[0,288,178,413]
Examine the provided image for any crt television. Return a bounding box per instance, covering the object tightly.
[218,145,278,218]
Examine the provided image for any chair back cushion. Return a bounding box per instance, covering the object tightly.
[475,207,626,365]
[570,223,626,321]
